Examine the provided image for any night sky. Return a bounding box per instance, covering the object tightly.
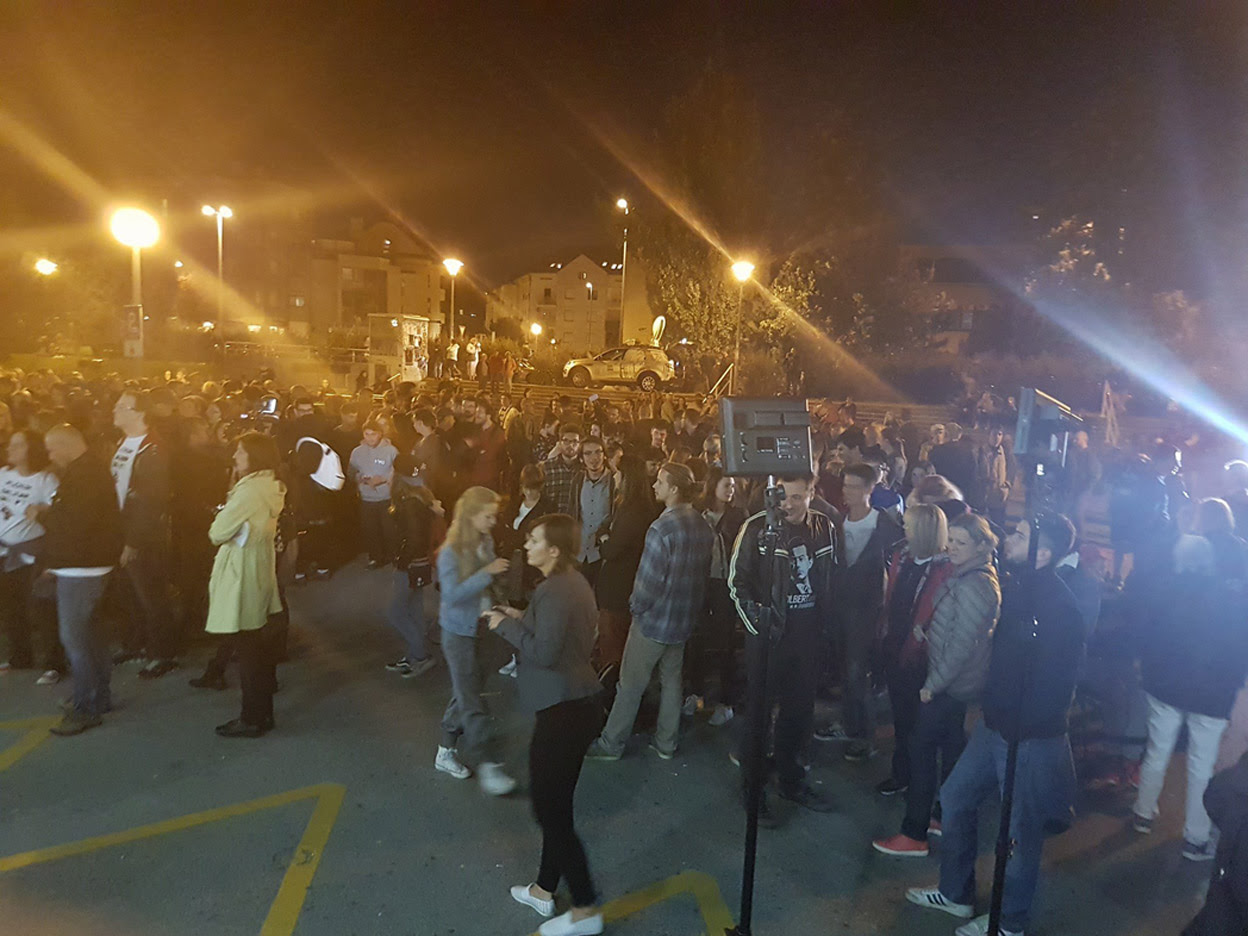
[1,2,1243,293]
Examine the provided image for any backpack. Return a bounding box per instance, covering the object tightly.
[297,437,345,492]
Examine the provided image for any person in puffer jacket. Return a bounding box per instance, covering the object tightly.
[875,512,1001,857]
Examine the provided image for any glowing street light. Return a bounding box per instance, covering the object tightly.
[202,205,233,321]
[34,258,58,276]
[530,322,543,337]
[110,207,160,358]
[616,197,631,327]
[730,259,755,392]
[443,258,464,332]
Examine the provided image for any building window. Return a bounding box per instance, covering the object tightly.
[579,271,587,280]
[290,295,306,308]
[341,267,355,281]
[542,287,553,303]
[564,288,576,300]
[586,285,599,301]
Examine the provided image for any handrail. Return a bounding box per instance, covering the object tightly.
[705,363,734,402]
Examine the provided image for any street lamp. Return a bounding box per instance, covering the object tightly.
[530,322,543,337]
[110,207,160,358]
[730,260,755,393]
[34,258,58,276]
[202,205,232,321]
[443,257,463,334]
[616,197,630,336]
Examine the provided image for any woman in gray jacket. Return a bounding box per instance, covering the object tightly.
[874,512,1001,857]
[486,514,604,936]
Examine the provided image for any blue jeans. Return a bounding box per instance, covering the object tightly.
[55,574,112,718]
[938,721,1076,933]
[387,569,428,662]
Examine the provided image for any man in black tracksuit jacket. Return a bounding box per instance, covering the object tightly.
[729,472,842,821]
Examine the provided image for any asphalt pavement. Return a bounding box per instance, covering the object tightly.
[0,559,1210,935]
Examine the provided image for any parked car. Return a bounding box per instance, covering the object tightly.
[562,345,676,391]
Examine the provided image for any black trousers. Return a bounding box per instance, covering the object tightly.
[685,579,743,706]
[120,547,177,659]
[900,692,967,841]
[236,625,276,727]
[0,564,62,671]
[885,664,924,787]
[359,500,395,563]
[840,609,876,744]
[531,696,602,907]
[743,621,821,788]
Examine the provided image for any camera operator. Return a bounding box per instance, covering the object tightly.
[728,472,841,823]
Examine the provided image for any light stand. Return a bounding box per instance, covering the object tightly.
[728,479,784,936]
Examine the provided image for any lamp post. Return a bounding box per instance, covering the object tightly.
[443,258,463,335]
[202,205,233,322]
[616,197,630,337]
[110,207,160,358]
[730,260,755,394]
[34,258,58,276]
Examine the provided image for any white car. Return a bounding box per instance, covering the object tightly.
[563,346,676,392]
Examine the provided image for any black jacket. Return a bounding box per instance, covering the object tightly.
[393,496,436,571]
[595,496,657,614]
[1139,570,1248,719]
[834,508,904,630]
[728,507,841,638]
[982,566,1085,741]
[119,436,170,551]
[1184,752,1248,936]
[43,453,123,569]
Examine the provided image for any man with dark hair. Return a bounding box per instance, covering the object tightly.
[650,420,672,456]
[110,389,177,678]
[930,423,977,500]
[468,394,506,490]
[568,436,615,589]
[349,420,398,568]
[730,471,842,820]
[588,463,713,761]
[42,425,123,735]
[642,446,667,483]
[907,513,1084,936]
[543,423,582,515]
[825,462,902,761]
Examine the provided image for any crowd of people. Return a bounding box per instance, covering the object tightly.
[1,366,1247,936]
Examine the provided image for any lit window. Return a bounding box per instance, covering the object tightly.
[290,295,306,308]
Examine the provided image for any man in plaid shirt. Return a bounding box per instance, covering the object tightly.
[588,463,713,760]
[542,423,582,514]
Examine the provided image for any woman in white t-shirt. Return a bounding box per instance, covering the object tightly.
[0,429,61,683]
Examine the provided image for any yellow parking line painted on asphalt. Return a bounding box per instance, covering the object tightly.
[528,870,734,935]
[0,716,58,774]
[0,782,347,936]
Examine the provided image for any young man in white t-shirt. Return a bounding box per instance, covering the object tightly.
[111,390,176,678]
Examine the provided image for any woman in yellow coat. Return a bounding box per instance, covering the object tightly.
[206,432,286,738]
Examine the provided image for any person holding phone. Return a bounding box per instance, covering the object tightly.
[485,514,604,936]
[434,486,515,795]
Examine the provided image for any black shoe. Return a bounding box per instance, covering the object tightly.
[778,781,836,813]
[215,719,268,738]
[843,741,876,762]
[189,672,228,690]
[138,659,179,680]
[876,777,908,796]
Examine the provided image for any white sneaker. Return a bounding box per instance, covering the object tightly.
[511,883,555,917]
[905,886,974,919]
[479,761,517,796]
[955,914,1023,936]
[435,745,471,779]
[681,693,703,717]
[709,704,734,726]
[539,910,604,936]
[498,655,517,677]
[36,670,61,686]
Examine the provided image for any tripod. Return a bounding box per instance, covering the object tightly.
[727,478,786,936]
